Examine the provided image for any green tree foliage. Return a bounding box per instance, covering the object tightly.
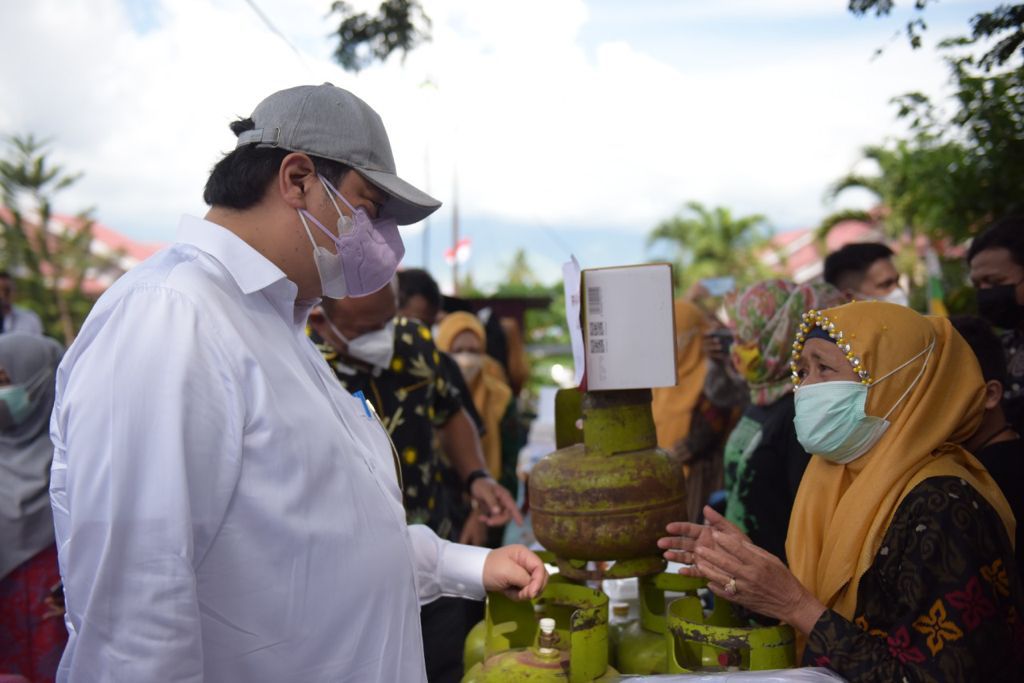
[848,1,1023,68]
[831,54,1024,242]
[489,249,568,390]
[330,0,431,72]
[647,201,775,292]
[0,135,118,343]
[499,248,539,292]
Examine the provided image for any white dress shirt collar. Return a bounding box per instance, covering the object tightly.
[177,214,319,327]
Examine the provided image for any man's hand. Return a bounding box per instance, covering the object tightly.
[458,514,488,546]
[483,544,548,600]
[470,476,524,527]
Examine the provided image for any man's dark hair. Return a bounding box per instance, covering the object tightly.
[823,242,895,291]
[397,268,442,311]
[0,272,11,280]
[967,215,1024,269]
[950,314,1009,388]
[203,118,350,209]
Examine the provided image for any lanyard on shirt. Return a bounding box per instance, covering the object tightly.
[354,390,404,492]
[298,337,404,493]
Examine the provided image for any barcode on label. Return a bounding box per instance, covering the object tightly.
[589,321,605,337]
[587,286,603,315]
[590,338,606,354]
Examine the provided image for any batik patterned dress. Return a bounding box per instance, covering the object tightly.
[804,476,1024,682]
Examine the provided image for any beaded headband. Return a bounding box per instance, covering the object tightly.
[790,309,873,386]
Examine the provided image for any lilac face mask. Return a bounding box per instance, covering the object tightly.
[297,174,405,298]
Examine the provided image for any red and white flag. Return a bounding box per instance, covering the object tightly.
[444,238,472,265]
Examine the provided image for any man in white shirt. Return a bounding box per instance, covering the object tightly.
[49,83,547,682]
[0,272,43,335]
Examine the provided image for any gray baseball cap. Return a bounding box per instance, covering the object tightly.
[236,83,440,225]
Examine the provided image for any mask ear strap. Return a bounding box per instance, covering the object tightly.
[877,337,936,420]
[318,174,356,214]
[324,316,351,346]
[298,208,344,249]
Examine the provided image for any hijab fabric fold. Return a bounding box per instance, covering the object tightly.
[0,333,64,579]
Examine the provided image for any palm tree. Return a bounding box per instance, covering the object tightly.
[827,140,968,242]
[647,201,775,291]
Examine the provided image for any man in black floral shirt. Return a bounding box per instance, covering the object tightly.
[309,282,520,683]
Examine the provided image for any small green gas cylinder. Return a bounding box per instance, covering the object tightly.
[615,572,706,674]
[463,618,487,672]
[664,594,796,672]
[529,389,687,562]
[461,581,619,682]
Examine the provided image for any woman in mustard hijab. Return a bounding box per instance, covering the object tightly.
[660,301,1024,680]
[435,311,517,499]
[653,300,743,523]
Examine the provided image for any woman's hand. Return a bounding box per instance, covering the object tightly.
[657,505,750,566]
[693,529,826,635]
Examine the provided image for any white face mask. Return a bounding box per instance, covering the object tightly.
[880,287,909,307]
[855,287,909,307]
[323,316,396,370]
[452,351,483,383]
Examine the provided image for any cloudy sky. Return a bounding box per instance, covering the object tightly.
[0,0,988,290]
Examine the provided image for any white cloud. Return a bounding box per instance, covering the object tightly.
[0,0,972,248]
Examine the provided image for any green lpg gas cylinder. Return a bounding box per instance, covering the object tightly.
[615,572,706,674]
[605,602,632,669]
[529,389,686,562]
[665,594,796,673]
[464,618,487,672]
[461,581,619,682]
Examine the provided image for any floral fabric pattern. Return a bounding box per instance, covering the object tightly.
[0,545,67,683]
[999,328,1024,433]
[803,476,1024,682]
[316,317,464,537]
[724,280,846,406]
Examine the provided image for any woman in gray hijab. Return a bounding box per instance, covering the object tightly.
[0,333,65,682]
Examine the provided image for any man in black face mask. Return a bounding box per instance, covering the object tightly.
[968,215,1024,432]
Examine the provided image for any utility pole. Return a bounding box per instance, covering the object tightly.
[422,146,430,268]
[451,168,459,295]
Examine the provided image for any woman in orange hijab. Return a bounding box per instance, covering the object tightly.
[652,299,708,451]
[652,299,744,523]
[660,302,1024,680]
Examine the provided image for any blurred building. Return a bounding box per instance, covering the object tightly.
[762,219,884,284]
[0,207,164,296]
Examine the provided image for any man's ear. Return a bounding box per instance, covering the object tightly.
[984,379,1004,411]
[278,153,318,209]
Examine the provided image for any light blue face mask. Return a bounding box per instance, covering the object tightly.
[793,339,934,464]
[0,384,32,429]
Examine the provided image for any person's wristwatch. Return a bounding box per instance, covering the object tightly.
[465,468,492,493]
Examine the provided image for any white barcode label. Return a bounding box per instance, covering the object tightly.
[589,321,605,337]
[587,286,603,315]
[590,338,606,354]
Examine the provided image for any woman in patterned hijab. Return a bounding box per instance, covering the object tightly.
[719,280,847,561]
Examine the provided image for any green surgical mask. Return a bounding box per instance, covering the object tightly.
[793,339,934,464]
[0,384,31,429]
